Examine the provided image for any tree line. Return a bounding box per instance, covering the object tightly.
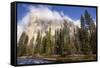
[17,10,96,57]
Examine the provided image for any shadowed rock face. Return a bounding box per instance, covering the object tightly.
[17,7,97,65]
[17,9,81,58]
[17,6,80,46]
[20,14,78,46]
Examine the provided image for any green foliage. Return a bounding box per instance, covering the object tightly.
[41,36,46,54]
[80,15,85,28]
[79,10,96,55]
[35,31,42,54]
[62,21,71,55]
[17,9,96,58]
[27,37,34,56]
[17,32,29,57]
[45,27,52,55]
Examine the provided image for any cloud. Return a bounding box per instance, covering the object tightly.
[94,21,96,25]
[17,5,80,42]
[17,25,23,42]
[28,5,63,20]
[74,20,81,28]
[61,11,73,22]
[17,13,30,42]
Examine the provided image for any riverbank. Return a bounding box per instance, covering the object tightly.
[17,54,96,65]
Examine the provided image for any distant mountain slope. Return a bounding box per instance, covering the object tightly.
[17,6,80,45]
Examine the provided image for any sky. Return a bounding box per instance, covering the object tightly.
[17,3,97,42]
[17,3,97,23]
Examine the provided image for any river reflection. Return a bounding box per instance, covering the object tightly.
[17,58,54,65]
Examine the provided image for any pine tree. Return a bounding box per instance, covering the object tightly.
[84,10,94,26]
[90,28,96,54]
[73,28,82,54]
[46,27,52,55]
[35,31,42,55]
[17,32,29,56]
[28,36,34,56]
[84,10,96,54]
[54,29,62,55]
[62,21,71,55]
[41,36,46,54]
[81,15,85,28]
[79,10,95,55]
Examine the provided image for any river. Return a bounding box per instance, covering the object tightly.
[17,58,54,65]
